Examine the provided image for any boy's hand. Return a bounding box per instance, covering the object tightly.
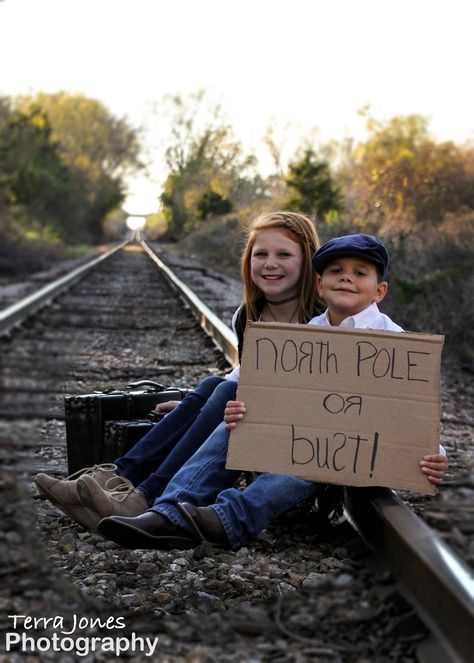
[420,453,448,485]
[224,400,246,431]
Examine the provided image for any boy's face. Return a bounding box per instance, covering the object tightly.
[317,256,388,325]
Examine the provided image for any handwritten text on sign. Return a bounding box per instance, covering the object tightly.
[226,322,444,494]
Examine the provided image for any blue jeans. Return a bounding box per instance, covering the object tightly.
[150,421,325,549]
[114,377,238,503]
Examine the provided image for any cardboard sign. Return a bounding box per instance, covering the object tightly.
[226,322,444,495]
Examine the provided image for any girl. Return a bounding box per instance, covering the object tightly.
[35,211,321,531]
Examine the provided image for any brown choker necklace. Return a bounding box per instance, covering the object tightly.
[265,302,299,323]
[265,293,299,305]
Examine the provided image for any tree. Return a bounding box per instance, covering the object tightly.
[157,91,261,239]
[285,148,341,220]
[338,113,474,362]
[18,92,141,178]
[196,189,233,220]
[15,92,142,241]
[345,113,474,236]
[0,103,72,237]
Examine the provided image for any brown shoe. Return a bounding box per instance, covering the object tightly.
[177,502,229,547]
[98,511,198,550]
[76,474,148,520]
[34,464,118,530]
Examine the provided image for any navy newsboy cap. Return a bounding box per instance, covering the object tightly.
[312,234,389,280]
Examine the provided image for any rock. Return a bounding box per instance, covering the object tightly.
[83,575,96,585]
[152,591,173,604]
[230,606,275,635]
[319,556,346,571]
[136,562,156,576]
[334,573,354,588]
[172,557,190,567]
[302,572,329,588]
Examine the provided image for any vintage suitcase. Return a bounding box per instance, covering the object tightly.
[65,380,189,473]
[102,414,165,463]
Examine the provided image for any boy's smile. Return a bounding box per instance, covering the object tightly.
[317,256,388,326]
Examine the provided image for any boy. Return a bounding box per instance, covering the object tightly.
[98,235,447,551]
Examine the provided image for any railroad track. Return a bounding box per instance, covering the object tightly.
[0,239,472,661]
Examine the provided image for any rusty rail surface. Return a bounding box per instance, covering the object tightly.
[345,487,474,662]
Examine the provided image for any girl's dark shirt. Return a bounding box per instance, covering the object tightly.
[234,298,322,362]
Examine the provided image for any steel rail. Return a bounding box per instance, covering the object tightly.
[140,239,239,368]
[0,241,129,336]
[344,487,474,662]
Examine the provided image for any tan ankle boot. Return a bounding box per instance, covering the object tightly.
[77,474,148,520]
[34,464,118,530]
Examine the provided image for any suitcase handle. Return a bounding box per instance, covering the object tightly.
[147,410,167,422]
[126,380,167,391]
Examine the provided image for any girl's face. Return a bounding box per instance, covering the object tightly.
[250,229,304,299]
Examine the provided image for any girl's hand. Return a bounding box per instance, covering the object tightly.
[155,400,180,413]
[224,400,246,430]
[420,453,448,485]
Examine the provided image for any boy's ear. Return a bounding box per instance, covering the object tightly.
[316,274,324,299]
[373,281,388,303]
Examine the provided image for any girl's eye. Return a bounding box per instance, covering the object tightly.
[252,251,267,257]
[279,252,291,257]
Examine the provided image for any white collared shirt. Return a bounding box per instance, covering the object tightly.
[309,302,404,332]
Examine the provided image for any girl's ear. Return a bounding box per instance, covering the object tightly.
[373,281,388,303]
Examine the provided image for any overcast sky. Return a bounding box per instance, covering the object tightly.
[1,0,473,198]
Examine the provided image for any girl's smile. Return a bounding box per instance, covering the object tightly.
[251,229,303,300]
